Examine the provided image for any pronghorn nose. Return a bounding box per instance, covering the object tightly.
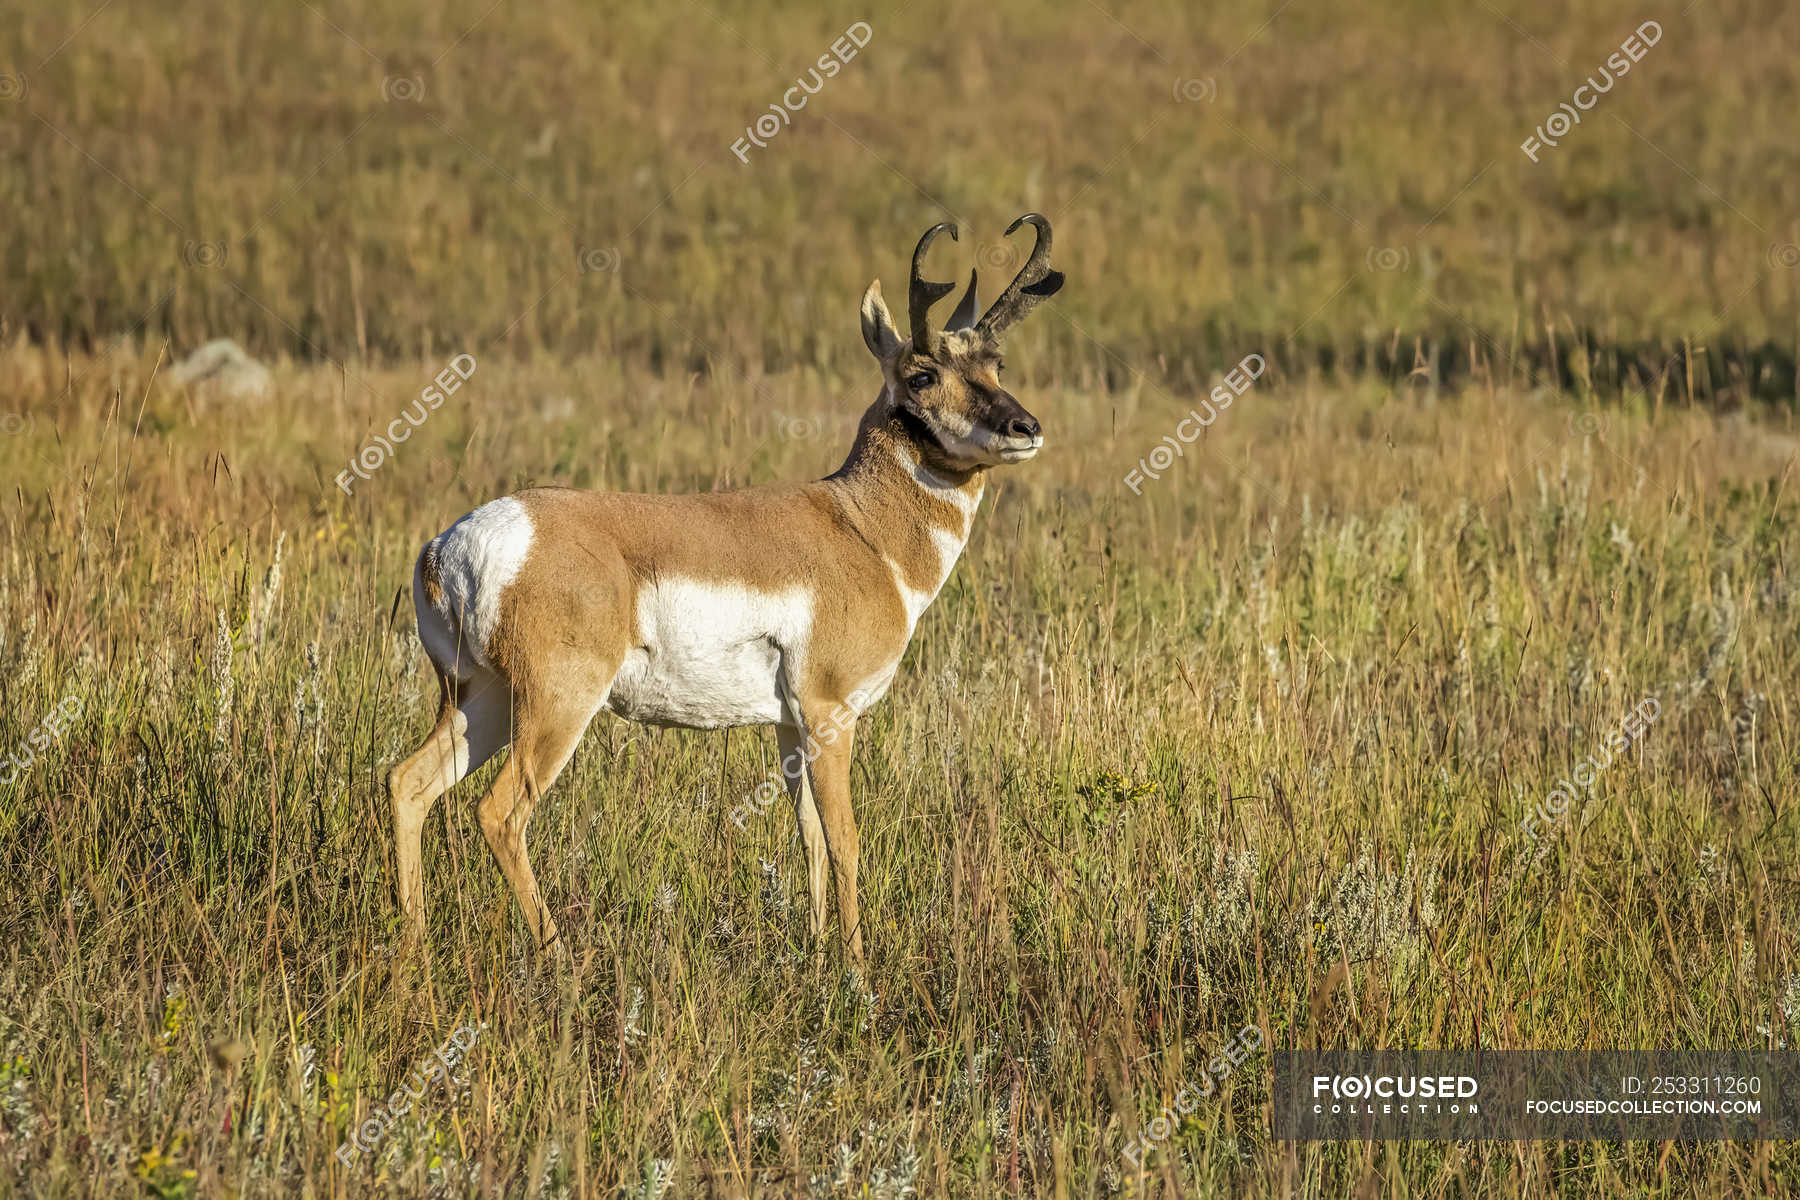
[1004,414,1041,440]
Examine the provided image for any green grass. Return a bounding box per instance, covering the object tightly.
[0,341,1796,1195]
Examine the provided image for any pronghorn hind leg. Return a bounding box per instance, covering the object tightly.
[475,683,609,957]
[777,723,830,940]
[389,671,512,948]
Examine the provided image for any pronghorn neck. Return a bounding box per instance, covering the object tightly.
[826,395,987,629]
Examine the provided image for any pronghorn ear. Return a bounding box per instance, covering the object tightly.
[860,280,903,361]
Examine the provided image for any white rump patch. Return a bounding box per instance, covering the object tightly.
[605,578,814,730]
[417,496,534,675]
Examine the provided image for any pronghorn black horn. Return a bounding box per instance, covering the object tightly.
[945,269,980,331]
[975,213,1064,339]
[908,222,958,354]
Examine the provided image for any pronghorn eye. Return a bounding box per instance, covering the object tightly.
[905,371,936,391]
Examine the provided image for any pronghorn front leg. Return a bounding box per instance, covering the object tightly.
[776,723,830,940]
[797,701,863,964]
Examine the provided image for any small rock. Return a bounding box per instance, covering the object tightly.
[169,338,272,403]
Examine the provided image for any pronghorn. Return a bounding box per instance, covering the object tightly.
[388,215,1064,962]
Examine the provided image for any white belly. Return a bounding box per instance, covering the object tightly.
[603,578,813,730]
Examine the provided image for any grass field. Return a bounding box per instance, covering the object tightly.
[3,0,1800,391]
[3,0,1800,1196]
[2,341,1797,1196]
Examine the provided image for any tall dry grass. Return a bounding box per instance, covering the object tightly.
[0,338,1796,1195]
[2,0,1798,392]
[4,0,1800,1194]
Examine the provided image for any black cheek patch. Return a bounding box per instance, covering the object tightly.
[895,403,946,453]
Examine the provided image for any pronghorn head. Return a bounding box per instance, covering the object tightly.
[859,214,1065,471]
